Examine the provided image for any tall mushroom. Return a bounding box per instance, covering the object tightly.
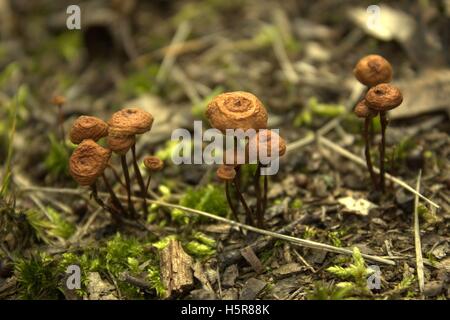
[69,139,123,221]
[247,129,286,228]
[353,55,393,191]
[143,155,164,195]
[69,117,126,216]
[108,107,154,216]
[206,91,268,226]
[365,83,403,192]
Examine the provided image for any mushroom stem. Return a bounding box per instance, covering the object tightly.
[102,173,126,217]
[225,181,239,223]
[120,154,137,217]
[131,145,149,216]
[233,177,254,226]
[364,117,379,190]
[379,111,388,193]
[145,174,152,195]
[253,163,263,228]
[262,172,268,215]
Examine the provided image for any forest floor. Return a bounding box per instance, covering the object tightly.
[0,0,449,300]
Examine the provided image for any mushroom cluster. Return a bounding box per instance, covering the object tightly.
[68,108,163,223]
[353,55,403,192]
[206,91,286,228]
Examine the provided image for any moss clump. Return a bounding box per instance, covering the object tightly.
[171,184,229,224]
[15,253,61,300]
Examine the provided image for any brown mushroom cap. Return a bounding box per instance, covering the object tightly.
[216,165,236,181]
[69,116,109,144]
[247,129,286,159]
[353,55,393,87]
[107,134,136,155]
[108,108,154,136]
[365,83,403,111]
[206,91,268,133]
[354,99,378,118]
[51,95,66,106]
[69,139,111,186]
[143,156,164,171]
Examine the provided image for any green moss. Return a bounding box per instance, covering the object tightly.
[303,226,317,240]
[15,253,61,299]
[25,207,75,243]
[307,281,352,300]
[172,184,228,224]
[119,64,159,97]
[44,134,72,178]
[185,240,216,258]
[326,247,374,297]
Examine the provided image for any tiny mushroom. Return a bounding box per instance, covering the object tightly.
[205,91,268,133]
[69,116,109,144]
[365,83,403,111]
[107,107,154,217]
[354,99,378,119]
[353,54,393,87]
[216,164,237,182]
[108,107,154,136]
[107,134,136,155]
[247,129,287,159]
[143,156,164,172]
[69,139,111,186]
[365,83,403,192]
[143,155,164,195]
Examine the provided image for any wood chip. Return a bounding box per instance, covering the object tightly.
[240,246,264,274]
[239,278,267,300]
[159,239,194,298]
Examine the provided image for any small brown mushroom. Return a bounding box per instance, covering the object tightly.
[143,156,164,172]
[365,83,403,111]
[107,134,136,155]
[69,116,109,144]
[108,107,154,136]
[69,139,111,186]
[51,95,66,106]
[353,54,393,87]
[247,129,287,159]
[354,99,378,118]
[206,91,268,133]
[216,164,236,181]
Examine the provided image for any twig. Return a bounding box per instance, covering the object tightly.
[286,132,315,153]
[144,199,395,266]
[413,170,425,295]
[317,135,440,209]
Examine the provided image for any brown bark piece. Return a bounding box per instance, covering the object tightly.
[159,240,194,298]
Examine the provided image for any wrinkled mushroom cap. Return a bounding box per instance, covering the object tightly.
[108,108,154,136]
[247,129,286,159]
[354,99,378,118]
[69,116,109,144]
[107,134,136,155]
[216,165,236,181]
[353,55,393,87]
[143,156,164,171]
[206,91,268,133]
[51,95,66,106]
[69,139,111,186]
[365,83,403,111]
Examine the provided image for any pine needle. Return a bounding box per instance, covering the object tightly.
[413,170,425,294]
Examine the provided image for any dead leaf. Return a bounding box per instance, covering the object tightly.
[338,196,377,216]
